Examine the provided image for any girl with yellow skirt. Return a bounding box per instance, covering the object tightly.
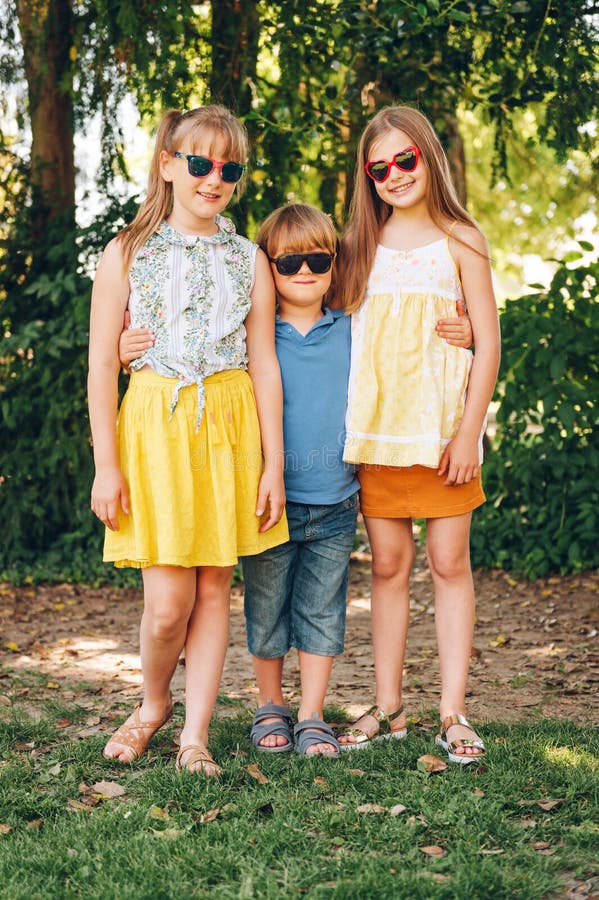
[88,105,288,776]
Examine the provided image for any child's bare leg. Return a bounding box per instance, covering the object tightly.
[339,517,412,744]
[177,565,234,770]
[252,655,288,748]
[104,565,196,761]
[297,650,335,754]
[426,513,482,757]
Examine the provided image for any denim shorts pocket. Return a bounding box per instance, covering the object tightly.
[342,491,359,510]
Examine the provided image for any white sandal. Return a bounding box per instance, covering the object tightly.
[435,713,485,765]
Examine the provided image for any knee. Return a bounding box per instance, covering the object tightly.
[427,549,470,582]
[372,545,415,582]
[197,566,234,609]
[145,602,189,642]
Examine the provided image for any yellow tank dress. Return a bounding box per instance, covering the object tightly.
[343,238,486,518]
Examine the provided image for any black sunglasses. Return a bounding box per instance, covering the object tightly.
[171,152,245,183]
[268,252,334,276]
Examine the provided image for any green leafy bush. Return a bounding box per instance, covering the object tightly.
[472,245,599,578]
[0,203,140,585]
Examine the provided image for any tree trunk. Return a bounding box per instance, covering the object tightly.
[16,0,75,225]
[443,114,467,207]
[210,0,259,115]
[210,0,260,233]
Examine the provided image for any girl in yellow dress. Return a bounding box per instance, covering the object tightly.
[88,106,288,776]
[335,106,501,762]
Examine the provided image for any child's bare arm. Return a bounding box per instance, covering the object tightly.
[119,310,155,367]
[88,239,132,529]
[245,249,286,532]
[436,299,473,348]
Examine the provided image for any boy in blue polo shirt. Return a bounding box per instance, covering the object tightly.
[242,204,358,757]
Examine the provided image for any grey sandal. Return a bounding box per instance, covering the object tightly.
[250,700,293,753]
[294,715,340,758]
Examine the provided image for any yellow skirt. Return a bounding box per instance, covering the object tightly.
[104,369,289,568]
[359,463,485,519]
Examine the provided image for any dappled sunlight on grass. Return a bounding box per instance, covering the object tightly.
[542,744,598,771]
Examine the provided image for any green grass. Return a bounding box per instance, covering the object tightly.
[0,706,597,899]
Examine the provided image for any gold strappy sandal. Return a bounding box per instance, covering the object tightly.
[337,704,407,751]
[103,698,173,762]
[435,713,485,765]
[176,743,222,777]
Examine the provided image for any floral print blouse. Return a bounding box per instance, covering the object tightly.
[128,215,257,426]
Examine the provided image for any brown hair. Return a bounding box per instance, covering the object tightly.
[335,106,480,313]
[118,105,249,271]
[256,203,339,308]
[256,202,338,258]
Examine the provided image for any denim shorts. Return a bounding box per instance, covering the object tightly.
[241,492,359,658]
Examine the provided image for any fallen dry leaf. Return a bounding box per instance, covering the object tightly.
[67,798,94,812]
[26,819,43,831]
[357,803,386,814]
[349,769,365,776]
[518,798,565,811]
[480,848,505,855]
[147,806,170,821]
[473,788,485,797]
[149,827,185,840]
[245,763,269,784]
[389,804,407,816]
[490,634,509,648]
[89,780,126,799]
[419,845,446,857]
[0,823,12,834]
[417,754,448,774]
[199,807,221,824]
[314,776,329,787]
[537,798,566,811]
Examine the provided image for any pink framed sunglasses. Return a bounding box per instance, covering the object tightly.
[364,145,421,183]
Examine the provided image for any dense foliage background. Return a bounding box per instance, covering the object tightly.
[0,0,598,581]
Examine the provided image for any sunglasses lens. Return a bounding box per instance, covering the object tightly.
[367,161,390,182]
[276,255,302,275]
[221,162,245,183]
[306,253,333,274]
[394,148,418,171]
[187,155,214,177]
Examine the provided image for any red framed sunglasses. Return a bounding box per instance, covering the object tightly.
[364,145,421,183]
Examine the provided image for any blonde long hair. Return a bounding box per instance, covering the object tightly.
[118,105,249,271]
[335,106,480,313]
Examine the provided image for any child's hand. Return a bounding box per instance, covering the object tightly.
[91,466,130,531]
[438,433,479,486]
[436,299,473,348]
[119,310,155,368]
[255,470,286,532]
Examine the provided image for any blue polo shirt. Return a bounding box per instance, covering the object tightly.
[275,308,359,504]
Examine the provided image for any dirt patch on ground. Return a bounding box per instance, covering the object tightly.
[1,540,597,734]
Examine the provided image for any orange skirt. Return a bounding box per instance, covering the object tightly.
[358,464,485,519]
